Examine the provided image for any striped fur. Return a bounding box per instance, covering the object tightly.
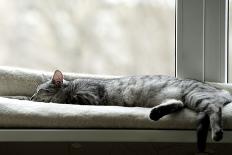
[31,70,232,152]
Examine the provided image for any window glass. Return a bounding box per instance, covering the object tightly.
[0,0,175,75]
[229,0,232,81]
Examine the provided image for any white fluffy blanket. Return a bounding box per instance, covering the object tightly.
[0,66,232,129]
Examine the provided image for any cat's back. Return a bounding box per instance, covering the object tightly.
[105,75,232,108]
[72,75,232,108]
[102,75,183,107]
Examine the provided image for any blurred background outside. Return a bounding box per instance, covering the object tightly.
[0,0,175,75]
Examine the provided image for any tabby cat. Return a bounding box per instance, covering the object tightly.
[31,70,232,152]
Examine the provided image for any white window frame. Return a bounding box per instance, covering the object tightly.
[176,0,228,83]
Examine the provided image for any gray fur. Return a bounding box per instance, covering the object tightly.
[32,75,232,109]
[31,71,232,151]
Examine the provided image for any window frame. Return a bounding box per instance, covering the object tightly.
[176,0,228,83]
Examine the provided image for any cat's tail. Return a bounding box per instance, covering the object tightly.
[196,111,210,153]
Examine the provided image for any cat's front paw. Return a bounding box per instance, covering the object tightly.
[212,129,223,141]
[149,107,162,121]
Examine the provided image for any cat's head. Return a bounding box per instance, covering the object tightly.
[31,70,68,103]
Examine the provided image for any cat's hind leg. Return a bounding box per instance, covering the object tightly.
[149,99,184,121]
[196,112,210,153]
[206,105,223,141]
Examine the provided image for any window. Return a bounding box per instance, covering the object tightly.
[229,0,232,82]
[0,0,175,76]
[177,0,227,83]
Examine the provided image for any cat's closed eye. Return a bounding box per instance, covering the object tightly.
[38,89,54,94]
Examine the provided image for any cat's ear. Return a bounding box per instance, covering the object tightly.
[52,70,63,87]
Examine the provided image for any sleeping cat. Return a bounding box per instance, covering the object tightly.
[31,70,232,152]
